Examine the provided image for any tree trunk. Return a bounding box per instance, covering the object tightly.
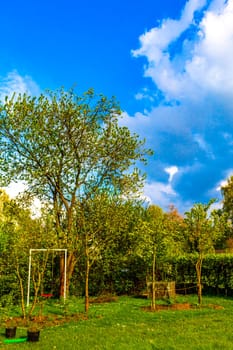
[15,263,26,319]
[85,257,90,315]
[59,252,77,298]
[59,254,65,298]
[151,252,156,310]
[195,256,203,305]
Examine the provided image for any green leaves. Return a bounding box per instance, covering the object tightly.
[184,199,224,255]
[221,175,233,235]
[0,88,151,202]
[0,87,152,225]
[0,87,153,295]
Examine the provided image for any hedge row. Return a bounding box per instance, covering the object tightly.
[1,253,233,301]
[163,254,233,296]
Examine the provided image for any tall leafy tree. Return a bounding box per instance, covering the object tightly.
[0,88,152,296]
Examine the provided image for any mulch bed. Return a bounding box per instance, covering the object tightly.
[4,295,118,329]
[142,303,224,312]
[142,303,191,312]
[89,295,118,304]
[5,313,88,329]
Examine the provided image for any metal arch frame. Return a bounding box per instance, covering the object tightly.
[27,248,67,307]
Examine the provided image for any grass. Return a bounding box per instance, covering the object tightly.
[1,295,233,349]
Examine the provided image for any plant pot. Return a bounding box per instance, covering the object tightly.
[5,326,17,338]
[27,330,40,342]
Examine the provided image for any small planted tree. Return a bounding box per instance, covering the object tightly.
[136,205,168,310]
[76,195,142,313]
[184,199,224,304]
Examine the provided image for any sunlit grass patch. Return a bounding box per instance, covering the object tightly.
[1,295,233,349]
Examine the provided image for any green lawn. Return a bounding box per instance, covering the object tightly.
[1,295,233,349]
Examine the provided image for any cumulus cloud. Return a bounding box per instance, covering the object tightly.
[132,0,207,100]
[186,0,233,97]
[132,0,233,102]
[143,181,177,207]
[0,70,40,100]
[143,178,193,213]
[123,0,233,212]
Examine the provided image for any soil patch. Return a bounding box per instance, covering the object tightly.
[89,295,118,304]
[142,303,224,312]
[142,303,192,312]
[204,304,224,310]
[5,313,87,329]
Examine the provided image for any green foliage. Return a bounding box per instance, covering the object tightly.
[184,199,221,254]
[0,88,151,210]
[0,189,59,318]
[88,254,146,295]
[0,88,152,298]
[135,205,167,263]
[164,254,233,295]
[221,175,233,236]
[184,199,226,304]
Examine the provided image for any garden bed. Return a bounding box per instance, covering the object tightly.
[3,313,87,329]
[142,302,224,311]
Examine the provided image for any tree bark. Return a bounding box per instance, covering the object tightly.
[15,263,26,319]
[151,251,156,310]
[196,256,203,305]
[59,252,77,298]
[85,257,90,314]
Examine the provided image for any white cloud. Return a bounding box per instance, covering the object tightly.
[132,0,233,103]
[142,179,194,213]
[132,0,206,62]
[216,169,233,191]
[124,0,233,213]
[0,70,40,101]
[143,181,177,208]
[132,0,207,100]
[134,87,155,102]
[143,166,178,209]
[186,0,233,96]
[165,166,179,182]
[193,134,215,159]
[3,181,27,198]
[3,181,42,218]
[216,180,228,192]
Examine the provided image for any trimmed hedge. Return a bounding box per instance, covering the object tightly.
[163,254,233,296]
[2,253,233,299]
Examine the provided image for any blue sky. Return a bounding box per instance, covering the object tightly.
[0,0,233,213]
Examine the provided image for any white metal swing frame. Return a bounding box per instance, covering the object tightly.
[27,248,67,307]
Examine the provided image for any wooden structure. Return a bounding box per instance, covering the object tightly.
[146,281,176,299]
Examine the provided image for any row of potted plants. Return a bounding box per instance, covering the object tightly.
[5,318,40,342]
[1,294,49,342]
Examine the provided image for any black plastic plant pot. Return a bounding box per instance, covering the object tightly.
[27,330,40,342]
[5,326,17,338]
